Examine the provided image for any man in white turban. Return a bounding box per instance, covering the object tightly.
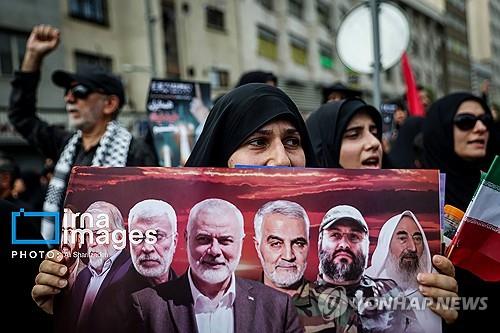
[366,211,441,333]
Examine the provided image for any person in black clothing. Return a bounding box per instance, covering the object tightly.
[235,70,278,87]
[9,25,157,240]
[321,82,363,103]
[0,153,33,210]
[306,98,383,169]
[421,92,499,333]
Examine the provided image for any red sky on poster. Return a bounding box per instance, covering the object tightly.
[64,167,441,281]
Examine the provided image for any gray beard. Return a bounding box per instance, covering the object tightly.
[319,249,365,283]
[386,252,426,292]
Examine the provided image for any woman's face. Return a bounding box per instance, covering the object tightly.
[339,111,382,169]
[228,119,306,167]
[453,100,490,160]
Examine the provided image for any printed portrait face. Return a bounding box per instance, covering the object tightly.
[387,215,426,287]
[60,208,81,266]
[85,210,119,273]
[255,212,309,288]
[130,215,177,281]
[82,201,124,273]
[187,200,244,285]
[319,220,368,283]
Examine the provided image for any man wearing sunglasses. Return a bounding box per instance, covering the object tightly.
[8,25,157,241]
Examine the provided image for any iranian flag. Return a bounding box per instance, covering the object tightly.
[449,156,500,282]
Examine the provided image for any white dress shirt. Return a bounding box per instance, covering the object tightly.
[188,269,236,333]
[78,249,122,325]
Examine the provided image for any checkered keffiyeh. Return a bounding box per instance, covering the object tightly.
[41,121,131,239]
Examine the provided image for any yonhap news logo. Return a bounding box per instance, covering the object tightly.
[11,208,60,245]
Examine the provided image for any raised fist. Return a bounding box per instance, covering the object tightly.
[26,24,60,57]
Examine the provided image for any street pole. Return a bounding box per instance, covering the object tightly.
[370,0,381,109]
[145,0,158,77]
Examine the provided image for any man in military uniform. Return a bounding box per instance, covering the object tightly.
[253,200,311,298]
[295,205,409,333]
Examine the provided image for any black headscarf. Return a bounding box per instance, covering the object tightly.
[185,83,317,167]
[387,116,424,168]
[306,98,382,168]
[422,92,493,211]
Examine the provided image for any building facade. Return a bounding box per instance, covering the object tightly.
[467,0,500,104]
[444,0,471,92]
[0,0,165,167]
[172,0,446,113]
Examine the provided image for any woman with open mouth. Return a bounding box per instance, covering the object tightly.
[306,97,384,169]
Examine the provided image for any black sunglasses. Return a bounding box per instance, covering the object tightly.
[65,84,107,100]
[453,113,493,131]
[64,84,93,100]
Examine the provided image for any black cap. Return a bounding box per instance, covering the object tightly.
[52,65,125,107]
[236,70,278,87]
[322,82,362,103]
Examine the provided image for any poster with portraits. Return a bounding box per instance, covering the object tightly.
[56,167,442,333]
[146,79,212,167]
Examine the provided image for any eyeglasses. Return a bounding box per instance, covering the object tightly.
[65,84,94,100]
[327,231,365,244]
[453,113,493,131]
[65,84,106,100]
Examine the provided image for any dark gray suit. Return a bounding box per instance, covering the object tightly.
[131,273,304,333]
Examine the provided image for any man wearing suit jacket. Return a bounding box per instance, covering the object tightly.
[131,198,303,333]
[91,199,179,332]
[56,201,131,333]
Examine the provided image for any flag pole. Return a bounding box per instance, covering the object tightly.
[370,0,382,110]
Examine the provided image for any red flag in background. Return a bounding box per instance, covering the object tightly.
[401,52,425,117]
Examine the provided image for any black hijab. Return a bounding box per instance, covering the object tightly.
[306,98,382,168]
[185,83,317,167]
[387,116,424,168]
[422,92,493,211]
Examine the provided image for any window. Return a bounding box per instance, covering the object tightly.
[289,0,304,19]
[257,0,274,11]
[209,68,230,88]
[257,25,278,61]
[319,42,333,69]
[0,29,28,76]
[317,1,331,31]
[206,6,225,31]
[69,0,108,25]
[289,34,308,66]
[75,51,113,72]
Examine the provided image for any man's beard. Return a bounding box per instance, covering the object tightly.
[188,247,240,284]
[132,245,174,280]
[88,245,114,272]
[319,248,365,283]
[386,249,426,292]
[60,244,77,266]
[257,251,306,288]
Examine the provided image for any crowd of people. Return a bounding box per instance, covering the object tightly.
[2,24,499,332]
